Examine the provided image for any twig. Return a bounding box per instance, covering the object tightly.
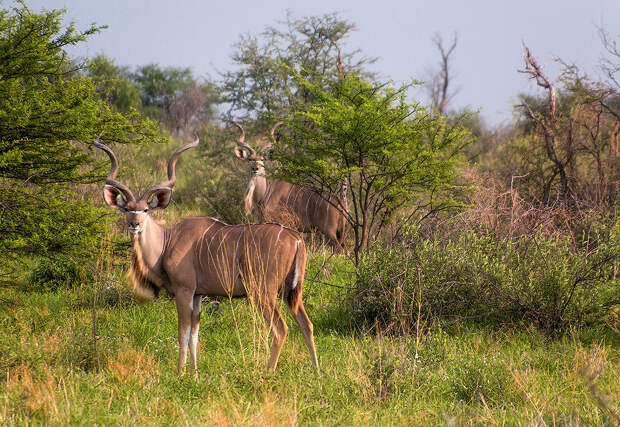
[305,278,347,289]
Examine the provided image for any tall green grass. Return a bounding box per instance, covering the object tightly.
[1,251,618,425]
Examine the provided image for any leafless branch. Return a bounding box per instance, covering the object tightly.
[519,45,557,120]
[425,32,458,114]
[598,26,620,90]
[518,45,573,203]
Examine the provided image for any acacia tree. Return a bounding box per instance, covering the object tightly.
[220,12,377,129]
[272,72,468,263]
[0,3,161,273]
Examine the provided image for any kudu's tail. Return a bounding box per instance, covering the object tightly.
[284,239,306,315]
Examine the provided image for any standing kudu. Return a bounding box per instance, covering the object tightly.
[94,138,318,375]
[233,123,346,252]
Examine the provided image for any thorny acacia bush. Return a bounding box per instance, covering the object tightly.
[351,223,620,334]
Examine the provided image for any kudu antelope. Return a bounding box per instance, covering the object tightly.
[94,138,318,375]
[233,123,346,252]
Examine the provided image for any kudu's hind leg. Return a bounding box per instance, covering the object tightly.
[288,300,319,370]
[259,302,288,372]
[189,294,202,378]
[175,291,193,376]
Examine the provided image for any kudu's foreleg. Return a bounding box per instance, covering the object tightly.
[324,231,346,254]
[175,291,193,376]
[189,294,202,378]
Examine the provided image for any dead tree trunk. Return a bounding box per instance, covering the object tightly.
[427,32,458,115]
[518,45,573,205]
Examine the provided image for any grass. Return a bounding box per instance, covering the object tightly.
[1,251,619,425]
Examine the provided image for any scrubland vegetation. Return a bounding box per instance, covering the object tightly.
[1,2,619,425]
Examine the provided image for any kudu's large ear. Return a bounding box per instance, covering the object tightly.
[103,185,128,209]
[234,146,250,160]
[146,187,172,210]
[233,122,257,161]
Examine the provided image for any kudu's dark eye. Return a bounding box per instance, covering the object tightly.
[143,209,148,213]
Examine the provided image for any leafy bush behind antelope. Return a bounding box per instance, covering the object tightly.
[351,224,620,334]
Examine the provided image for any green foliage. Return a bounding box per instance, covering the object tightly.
[0,3,162,276]
[274,73,469,260]
[220,12,377,123]
[133,63,195,108]
[0,73,157,183]
[27,258,94,292]
[0,1,101,82]
[86,55,141,112]
[351,226,620,333]
[0,187,108,259]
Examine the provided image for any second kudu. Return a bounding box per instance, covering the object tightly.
[233,122,347,252]
[94,138,318,375]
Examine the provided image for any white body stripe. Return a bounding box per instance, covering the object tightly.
[324,198,329,230]
[198,221,218,264]
[233,231,243,262]
[264,181,273,206]
[216,229,233,253]
[284,186,294,206]
[305,192,311,222]
[292,187,302,207]
[209,217,228,224]
[275,225,284,245]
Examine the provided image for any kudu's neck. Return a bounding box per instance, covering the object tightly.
[128,215,169,301]
[133,215,168,272]
[246,172,268,213]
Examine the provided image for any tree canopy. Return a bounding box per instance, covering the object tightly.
[272,71,469,262]
[0,2,161,267]
[86,54,142,112]
[220,12,377,129]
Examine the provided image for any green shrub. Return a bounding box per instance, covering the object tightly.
[27,257,94,292]
[350,225,620,334]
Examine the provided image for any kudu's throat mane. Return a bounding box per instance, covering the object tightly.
[127,224,169,302]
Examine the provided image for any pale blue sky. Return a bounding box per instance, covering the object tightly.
[20,0,620,125]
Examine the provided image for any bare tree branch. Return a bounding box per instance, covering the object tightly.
[598,26,620,90]
[518,44,572,203]
[425,32,458,114]
[519,45,557,120]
